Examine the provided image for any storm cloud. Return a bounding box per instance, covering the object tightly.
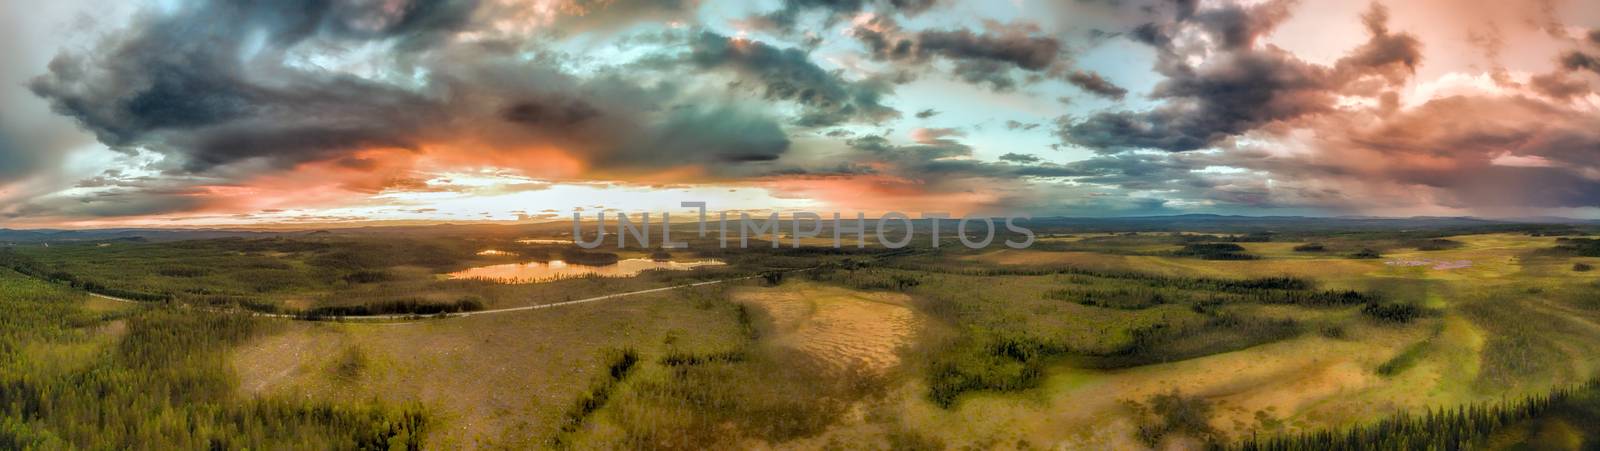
[1058,1,1420,152]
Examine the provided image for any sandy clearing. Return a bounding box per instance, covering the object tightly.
[733,284,918,374]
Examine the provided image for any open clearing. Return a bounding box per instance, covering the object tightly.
[731,282,919,373]
[232,286,748,448]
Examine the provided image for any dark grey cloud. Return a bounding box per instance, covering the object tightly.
[685,30,899,126]
[757,0,942,31]
[501,98,601,128]
[998,153,1040,164]
[847,134,970,159]
[1333,3,1422,83]
[836,134,1094,183]
[1529,72,1591,99]
[1058,1,1420,153]
[1004,120,1040,131]
[1187,0,1294,50]
[1564,51,1600,74]
[914,28,1060,71]
[1064,70,1128,100]
[852,17,1066,91]
[28,0,467,173]
[914,108,940,118]
[610,105,791,166]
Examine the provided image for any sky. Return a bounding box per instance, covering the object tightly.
[1,0,1599,228]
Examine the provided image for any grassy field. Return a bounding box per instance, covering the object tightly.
[4,229,1599,448]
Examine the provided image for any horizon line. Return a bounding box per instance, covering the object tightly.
[1,213,1594,233]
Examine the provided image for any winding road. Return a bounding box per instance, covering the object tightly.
[88,274,768,324]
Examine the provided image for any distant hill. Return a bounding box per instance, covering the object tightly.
[0,228,280,243]
[1021,214,1539,233]
[0,215,1593,243]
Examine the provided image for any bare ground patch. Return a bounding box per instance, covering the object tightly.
[732,283,919,374]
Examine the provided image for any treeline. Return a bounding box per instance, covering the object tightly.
[297,296,486,319]
[1047,285,1374,310]
[1406,238,1463,251]
[885,260,1379,306]
[551,348,640,447]
[807,265,923,292]
[1551,238,1600,257]
[888,260,1314,292]
[1228,378,1600,450]
[1171,232,1273,243]
[1088,314,1302,369]
[1172,243,1260,260]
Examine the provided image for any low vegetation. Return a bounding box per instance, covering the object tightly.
[1130,390,1219,447]
[1349,248,1383,259]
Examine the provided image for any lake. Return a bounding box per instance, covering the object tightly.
[448,258,725,283]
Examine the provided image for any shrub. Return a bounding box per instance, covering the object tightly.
[759,270,785,286]
[1412,239,1464,251]
[1575,262,1594,272]
[1349,248,1383,259]
[1319,325,1347,339]
[1362,302,1421,324]
[551,348,639,446]
[1292,243,1326,252]
[331,346,369,382]
[1131,390,1218,447]
[342,270,392,284]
